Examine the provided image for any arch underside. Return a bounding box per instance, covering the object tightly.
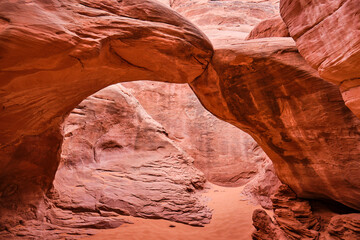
[0,0,360,229]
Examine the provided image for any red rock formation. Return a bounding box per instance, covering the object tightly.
[252,209,287,240]
[246,17,289,40]
[1,0,360,234]
[280,0,360,118]
[190,37,360,211]
[172,0,280,44]
[0,84,211,239]
[242,155,282,209]
[271,185,321,239]
[325,214,360,239]
[123,81,270,187]
[252,184,360,240]
[0,0,212,228]
[54,84,211,226]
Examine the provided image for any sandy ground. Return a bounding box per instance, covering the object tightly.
[85,184,271,240]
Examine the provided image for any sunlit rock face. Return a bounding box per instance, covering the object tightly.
[246,16,289,40]
[124,81,282,208]
[280,0,360,118]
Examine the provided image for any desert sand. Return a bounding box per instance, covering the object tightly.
[85,184,271,240]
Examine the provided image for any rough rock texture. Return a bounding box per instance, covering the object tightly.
[54,84,211,226]
[324,214,360,240]
[0,84,212,239]
[271,185,321,239]
[122,81,269,187]
[280,0,360,118]
[0,0,212,228]
[2,0,360,232]
[246,17,289,40]
[252,185,360,240]
[190,37,360,211]
[242,155,282,209]
[252,209,287,240]
[172,0,280,44]
[0,211,130,240]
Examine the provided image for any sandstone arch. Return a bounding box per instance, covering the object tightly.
[1,0,360,230]
[0,0,212,226]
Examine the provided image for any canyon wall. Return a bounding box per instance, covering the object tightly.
[0,0,213,228]
[123,81,270,187]
[1,0,360,237]
[280,0,360,119]
[54,84,211,227]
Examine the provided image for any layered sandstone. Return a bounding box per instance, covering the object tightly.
[242,156,282,209]
[172,0,280,44]
[280,0,360,118]
[0,0,213,228]
[246,17,289,40]
[190,37,360,211]
[1,0,360,234]
[1,85,212,239]
[252,184,360,239]
[54,84,211,226]
[123,81,270,187]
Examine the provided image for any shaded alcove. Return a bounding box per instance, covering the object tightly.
[38,81,279,239]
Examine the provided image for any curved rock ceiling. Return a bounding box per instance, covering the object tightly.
[0,0,360,228]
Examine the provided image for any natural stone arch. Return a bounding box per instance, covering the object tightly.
[1,1,360,231]
[0,0,212,226]
[191,37,360,211]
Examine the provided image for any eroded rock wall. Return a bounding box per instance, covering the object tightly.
[1,0,360,233]
[1,84,212,239]
[280,0,360,118]
[172,0,280,44]
[0,0,213,227]
[190,37,360,210]
[122,81,270,187]
[252,184,360,240]
[54,84,211,226]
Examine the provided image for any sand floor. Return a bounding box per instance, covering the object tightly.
[85,184,271,240]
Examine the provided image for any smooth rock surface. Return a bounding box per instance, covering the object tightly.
[280,0,360,118]
[0,0,213,227]
[246,17,289,40]
[190,37,360,210]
